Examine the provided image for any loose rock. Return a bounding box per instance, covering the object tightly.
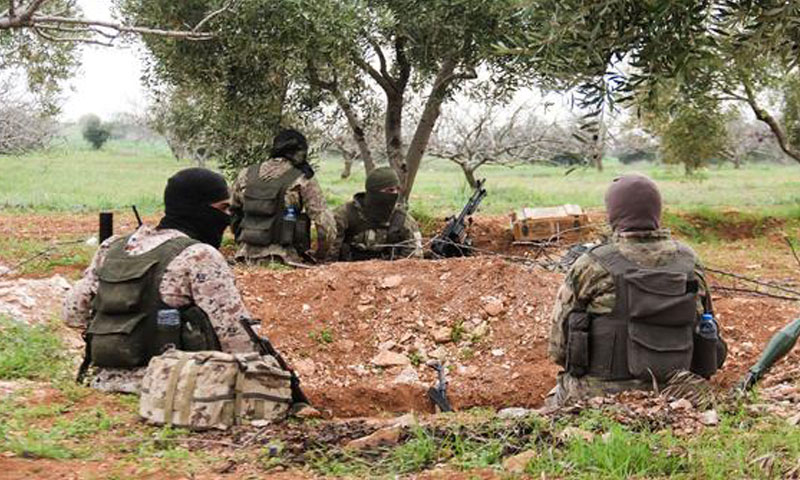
[371,350,410,367]
[346,426,402,450]
[432,327,452,344]
[502,449,537,473]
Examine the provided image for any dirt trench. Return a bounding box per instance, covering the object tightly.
[239,256,800,418]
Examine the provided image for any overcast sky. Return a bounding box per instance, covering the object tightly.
[58,1,583,124]
[60,0,148,121]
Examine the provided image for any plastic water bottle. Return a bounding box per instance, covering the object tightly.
[280,206,298,245]
[698,313,718,341]
[283,205,298,222]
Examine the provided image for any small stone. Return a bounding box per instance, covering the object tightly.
[301,304,311,313]
[699,409,719,426]
[559,427,594,443]
[392,413,418,428]
[346,426,401,450]
[491,348,505,357]
[393,366,420,385]
[293,358,316,376]
[371,350,410,367]
[428,346,448,360]
[669,399,694,411]
[340,340,356,351]
[498,407,531,419]
[502,449,538,473]
[482,297,505,317]
[432,327,452,344]
[380,275,403,289]
[294,405,322,419]
[379,340,397,351]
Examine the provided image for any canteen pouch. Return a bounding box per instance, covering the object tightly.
[566,312,590,377]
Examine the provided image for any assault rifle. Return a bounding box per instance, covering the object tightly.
[426,360,453,412]
[737,317,800,394]
[239,319,311,406]
[431,179,487,258]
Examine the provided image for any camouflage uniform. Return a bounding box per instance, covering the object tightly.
[230,157,336,264]
[547,229,712,405]
[63,225,256,393]
[330,194,424,261]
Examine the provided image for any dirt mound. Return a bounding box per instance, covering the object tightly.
[238,258,800,418]
[239,257,562,417]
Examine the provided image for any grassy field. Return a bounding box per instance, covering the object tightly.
[1,135,799,218]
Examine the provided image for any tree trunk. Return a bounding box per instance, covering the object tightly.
[340,153,354,179]
[402,58,458,199]
[460,163,478,189]
[385,92,405,182]
[333,89,376,175]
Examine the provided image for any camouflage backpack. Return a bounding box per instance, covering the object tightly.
[139,349,292,430]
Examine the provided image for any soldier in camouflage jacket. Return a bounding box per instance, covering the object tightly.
[547,174,727,406]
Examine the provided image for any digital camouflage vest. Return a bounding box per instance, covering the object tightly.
[237,164,310,252]
[87,236,220,368]
[341,197,408,261]
[565,243,699,383]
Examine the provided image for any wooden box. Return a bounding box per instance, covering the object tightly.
[510,205,589,242]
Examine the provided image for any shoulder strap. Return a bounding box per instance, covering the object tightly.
[587,243,636,276]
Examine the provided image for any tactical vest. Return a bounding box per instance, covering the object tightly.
[565,243,699,383]
[86,236,221,369]
[238,164,311,252]
[341,198,407,261]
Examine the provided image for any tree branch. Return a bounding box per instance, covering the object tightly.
[741,76,800,163]
[352,55,394,93]
[366,36,392,87]
[1,3,217,42]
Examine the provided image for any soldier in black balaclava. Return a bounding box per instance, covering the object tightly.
[229,128,336,265]
[329,166,423,261]
[63,167,260,394]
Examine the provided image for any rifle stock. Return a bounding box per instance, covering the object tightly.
[239,319,311,405]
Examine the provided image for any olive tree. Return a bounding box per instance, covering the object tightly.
[118,0,534,197]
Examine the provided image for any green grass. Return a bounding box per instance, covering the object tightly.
[302,407,800,478]
[0,316,71,381]
[2,136,799,218]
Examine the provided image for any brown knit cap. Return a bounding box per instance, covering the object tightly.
[604,173,662,232]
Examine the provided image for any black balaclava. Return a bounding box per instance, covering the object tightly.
[604,173,662,232]
[363,166,400,223]
[157,168,231,249]
[270,128,314,178]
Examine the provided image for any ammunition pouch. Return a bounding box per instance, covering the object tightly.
[87,236,219,369]
[565,311,590,377]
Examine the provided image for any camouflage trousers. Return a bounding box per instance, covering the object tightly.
[545,370,712,407]
[545,372,653,407]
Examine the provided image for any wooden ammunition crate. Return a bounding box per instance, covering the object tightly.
[510,205,589,242]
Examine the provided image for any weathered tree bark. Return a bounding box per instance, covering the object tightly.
[385,92,405,180]
[403,57,459,198]
[332,89,375,174]
[742,78,800,164]
[460,162,478,189]
[340,153,354,179]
